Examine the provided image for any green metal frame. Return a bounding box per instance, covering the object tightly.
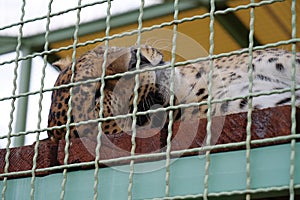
[12,48,32,147]
[214,3,261,47]
[1,143,299,199]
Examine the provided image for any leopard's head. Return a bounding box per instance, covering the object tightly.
[48,45,165,142]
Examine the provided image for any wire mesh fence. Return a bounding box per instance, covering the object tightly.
[0,0,299,199]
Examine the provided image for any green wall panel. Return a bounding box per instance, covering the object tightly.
[1,143,299,199]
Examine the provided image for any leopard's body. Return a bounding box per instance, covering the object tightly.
[48,46,300,142]
[157,48,300,121]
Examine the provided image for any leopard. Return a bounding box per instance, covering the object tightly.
[156,48,300,122]
[48,46,300,143]
[47,45,165,143]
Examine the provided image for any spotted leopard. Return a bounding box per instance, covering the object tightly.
[157,48,300,121]
[47,45,165,143]
[48,46,300,142]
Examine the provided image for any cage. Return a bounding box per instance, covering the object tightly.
[0,0,299,199]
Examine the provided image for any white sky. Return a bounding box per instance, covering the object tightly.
[0,0,162,147]
[0,52,58,148]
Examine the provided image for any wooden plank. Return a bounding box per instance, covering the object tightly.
[0,141,58,178]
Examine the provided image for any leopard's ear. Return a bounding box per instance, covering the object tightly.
[139,45,164,66]
[53,57,71,71]
[105,47,132,75]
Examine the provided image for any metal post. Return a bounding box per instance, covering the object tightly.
[13,47,32,147]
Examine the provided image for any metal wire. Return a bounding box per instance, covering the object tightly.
[203,0,215,199]
[152,184,300,200]
[59,0,82,199]
[245,0,255,199]
[127,1,144,199]
[30,0,54,199]
[289,1,297,199]
[1,0,26,199]
[164,0,178,197]
[93,1,112,199]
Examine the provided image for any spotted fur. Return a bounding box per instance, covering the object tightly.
[48,45,165,142]
[157,48,300,121]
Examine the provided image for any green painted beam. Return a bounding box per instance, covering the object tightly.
[0,36,17,44]
[22,1,202,47]
[12,48,32,147]
[0,36,18,55]
[0,44,18,55]
[1,143,299,199]
[214,3,261,48]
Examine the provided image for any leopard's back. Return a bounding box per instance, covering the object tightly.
[157,49,300,120]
